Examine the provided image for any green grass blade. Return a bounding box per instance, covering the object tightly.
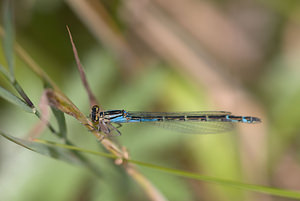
[51,107,67,139]
[0,85,33,113]
[35,139,117,159]
[31,139,300,200]
[129,160,300,200]
[0,132,102,177]
[12,79,35,109]
[0,64,13,81]
[2,134,298,199]
[0,132,83,164]
[2,0,14,79]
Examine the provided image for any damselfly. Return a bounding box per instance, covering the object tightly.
[89,105,261,136]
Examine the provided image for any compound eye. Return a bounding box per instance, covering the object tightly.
[92,105,100,113]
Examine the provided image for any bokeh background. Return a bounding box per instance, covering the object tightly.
[0,0,300,201]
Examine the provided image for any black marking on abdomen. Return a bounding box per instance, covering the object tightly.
[164,116,185,121]
[186,115,207,121]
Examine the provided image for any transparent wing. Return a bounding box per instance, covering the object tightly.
[96,121,121,137]
[105,123,122,137]
[149,121,234,134]
[124,111,234,134]
[119,120,234,134]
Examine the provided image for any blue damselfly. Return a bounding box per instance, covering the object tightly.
[89,105,261,136]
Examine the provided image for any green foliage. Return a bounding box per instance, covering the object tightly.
[2,0,14,80]
[2,132,299,199]
[0,84,32,113]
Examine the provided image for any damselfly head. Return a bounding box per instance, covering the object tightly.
[90,105,100,122]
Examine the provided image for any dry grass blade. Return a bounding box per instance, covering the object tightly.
[44,88,123,156]
[66,26,98,107]
[27,90,51,139]
[65,0,141,71]
[15,43,61,91]
[126,166,168,201]
[45,88,90,125]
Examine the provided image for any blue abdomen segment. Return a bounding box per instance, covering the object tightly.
[225,115,261,123]
[110,116,128,123]
[111,116,159,123]
[110,113,159,123]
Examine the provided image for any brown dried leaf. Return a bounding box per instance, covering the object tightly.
[45,88,90,125]
[66,26,99,108]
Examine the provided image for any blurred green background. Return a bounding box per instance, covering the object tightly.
[1,0,300,201]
